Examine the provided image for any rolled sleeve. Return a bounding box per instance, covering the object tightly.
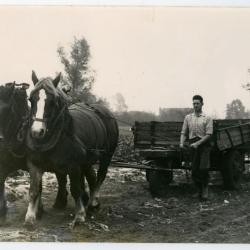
[205,117,213,135]
[181,116,189,136]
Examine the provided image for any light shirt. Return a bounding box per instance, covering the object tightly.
[181,112,213,139]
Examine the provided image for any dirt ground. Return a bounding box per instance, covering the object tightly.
[1,165,250,243]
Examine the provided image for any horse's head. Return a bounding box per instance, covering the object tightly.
[29,71,66,139]
[0,82,29,142]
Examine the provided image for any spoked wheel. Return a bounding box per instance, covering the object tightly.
[221,149,245,190]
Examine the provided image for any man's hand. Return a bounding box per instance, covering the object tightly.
[179,143,184,149]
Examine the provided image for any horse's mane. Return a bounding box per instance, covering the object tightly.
[30,78,68,106]
[0,83,29,116]
[0,86,5,98]
[0,83,29,152]
[14,88,29,114]
[0,83,14,100]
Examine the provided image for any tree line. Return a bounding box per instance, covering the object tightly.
[57,37,250,125]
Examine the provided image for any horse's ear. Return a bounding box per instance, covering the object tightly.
[53,73,61,88]
[32,70,39,85]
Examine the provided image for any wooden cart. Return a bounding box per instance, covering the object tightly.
[133,119,250,194]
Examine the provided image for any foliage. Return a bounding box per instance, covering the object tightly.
[158,108,193,121]
[114,93,128,113]
[57,37,97,103]
[226,99,247,119]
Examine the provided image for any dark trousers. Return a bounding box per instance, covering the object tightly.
[189,138,211,187]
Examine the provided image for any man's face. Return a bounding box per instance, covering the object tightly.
[193,99,203,113]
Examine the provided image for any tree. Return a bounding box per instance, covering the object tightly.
[114,93,128,113]
[226,99,247,119]
[57,37,96,102]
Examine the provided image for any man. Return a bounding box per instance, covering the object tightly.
[180,95,213,201]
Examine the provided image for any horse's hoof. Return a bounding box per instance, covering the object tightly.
[69,215,85,229]
[88,202,100,212]
[24,217,37,230]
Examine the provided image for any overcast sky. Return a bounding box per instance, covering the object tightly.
[1,6,250,117]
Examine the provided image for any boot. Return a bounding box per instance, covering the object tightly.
[200,183,208,202]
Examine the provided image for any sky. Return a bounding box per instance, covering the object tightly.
[1,6,250,118]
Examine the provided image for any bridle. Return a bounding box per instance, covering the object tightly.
[29,86,67,137]
[32,117,47,123]
[27,84,69,152]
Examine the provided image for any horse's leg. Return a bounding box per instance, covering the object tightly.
[88,156,111,209]
[24,160,43,228]
[37,178,44,218]
[80,171,89,206]
[69,167,86,226]
[84,165,98,209]
[0,165,7,219]
[53,173,68,209]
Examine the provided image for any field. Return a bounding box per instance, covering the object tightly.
[1,128,250,242]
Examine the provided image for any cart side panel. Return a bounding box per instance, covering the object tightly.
[134,121,183,149]
[134,119,250,150]
[216,122,250,151]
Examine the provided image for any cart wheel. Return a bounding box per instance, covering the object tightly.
[221,149,244,190]
[147,170,173,196]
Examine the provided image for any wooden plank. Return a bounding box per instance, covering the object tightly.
[214,119,250,129]
[216,122,250,150]
[135,119,250,150]
[154,141,180,145]
[154,130,181,135]
[135,140,151,145]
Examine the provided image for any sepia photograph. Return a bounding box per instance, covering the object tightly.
[1,3,250,246]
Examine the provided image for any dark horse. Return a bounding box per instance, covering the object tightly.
[0,82,71,220]
[0,82,29,218]
[25,71,119,227]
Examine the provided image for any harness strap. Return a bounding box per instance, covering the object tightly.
[33,117,45,122]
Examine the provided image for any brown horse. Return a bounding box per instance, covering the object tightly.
[25,71,119,227]
[0,82,70,221]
